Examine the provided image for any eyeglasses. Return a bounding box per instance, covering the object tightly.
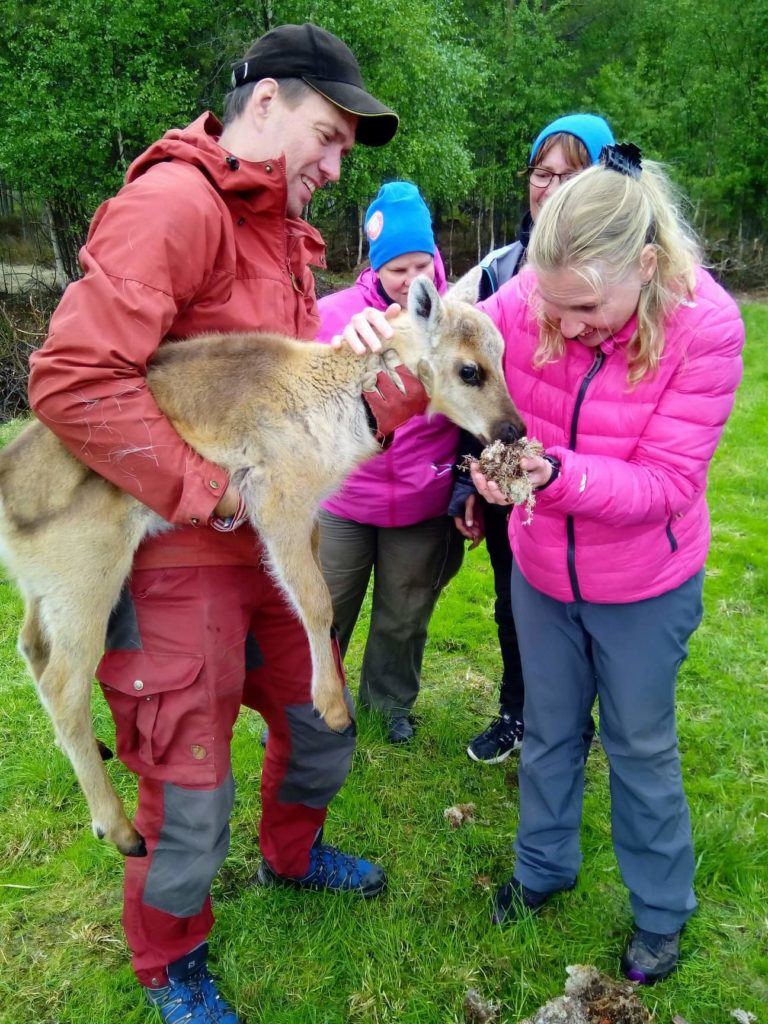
[526,166,579,188]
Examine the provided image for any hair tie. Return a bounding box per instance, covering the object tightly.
[600,142,642,179]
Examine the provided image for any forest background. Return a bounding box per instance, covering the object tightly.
[0,0,766,296]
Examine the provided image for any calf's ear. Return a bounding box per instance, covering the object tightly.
[446,264,482,304]
[408,275,444,341]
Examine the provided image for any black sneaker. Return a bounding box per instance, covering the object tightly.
[492,876,553,925]
[467,710,523,764]
[388,717,414,744]
[621,927,682,984]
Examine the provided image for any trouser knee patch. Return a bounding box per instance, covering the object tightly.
[278,699,356,809]
[143,773,235,917]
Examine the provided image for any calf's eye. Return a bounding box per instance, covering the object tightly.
[460,364,483,386]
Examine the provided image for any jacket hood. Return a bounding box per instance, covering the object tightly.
[127,113,266,191]
[125,112,324,250]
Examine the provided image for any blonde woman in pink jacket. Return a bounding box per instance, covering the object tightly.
[471,147,744,983]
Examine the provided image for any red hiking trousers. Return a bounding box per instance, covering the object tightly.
[97,561,354,987]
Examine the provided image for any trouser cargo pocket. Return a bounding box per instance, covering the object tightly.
[98,650,217,785]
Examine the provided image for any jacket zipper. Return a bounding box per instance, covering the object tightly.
[566,349,605,601]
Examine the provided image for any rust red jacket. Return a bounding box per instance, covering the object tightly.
[28,113,325,568]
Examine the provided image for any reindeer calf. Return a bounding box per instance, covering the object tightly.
[0,275,522,856]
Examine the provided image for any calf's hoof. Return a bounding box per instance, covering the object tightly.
[96,739,114,761]
[124,834,148,858]
[94,821,148,857]
[114,828,147,857]
[315,702,354,735]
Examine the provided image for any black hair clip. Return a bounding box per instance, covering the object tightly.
[600,142,642,179]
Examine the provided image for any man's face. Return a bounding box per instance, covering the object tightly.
[265,90,357,218]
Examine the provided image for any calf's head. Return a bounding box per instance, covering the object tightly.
[406,275,525,444]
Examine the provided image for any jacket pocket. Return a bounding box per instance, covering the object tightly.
[97,651,214,784]
[665,516,679,553]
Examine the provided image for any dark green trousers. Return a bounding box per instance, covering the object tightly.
[318,509,464,719]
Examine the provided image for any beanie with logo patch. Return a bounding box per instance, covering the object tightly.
[365,182,435,271]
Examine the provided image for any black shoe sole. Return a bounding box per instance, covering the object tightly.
[466,743,520,764]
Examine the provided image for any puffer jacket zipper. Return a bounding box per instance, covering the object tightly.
[566,349,605,601]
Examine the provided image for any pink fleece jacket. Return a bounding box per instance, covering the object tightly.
[316,252,459,526]
[479,267,744,603]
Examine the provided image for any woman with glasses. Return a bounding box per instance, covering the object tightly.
[452,114,615,766]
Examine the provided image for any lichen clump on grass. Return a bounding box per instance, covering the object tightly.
[462,437,545,523]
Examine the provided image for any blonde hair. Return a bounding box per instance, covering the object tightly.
[528,161,702,384]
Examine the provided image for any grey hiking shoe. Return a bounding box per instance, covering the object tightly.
[492,876,576,925]
[621,927,682,984]
[388,717,414,744]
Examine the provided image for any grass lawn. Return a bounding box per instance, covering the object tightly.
[0,305,766,1023]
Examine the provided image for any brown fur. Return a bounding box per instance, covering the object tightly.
[0,273,523,856]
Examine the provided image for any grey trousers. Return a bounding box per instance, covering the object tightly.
[318,509,465,719]
[510,565,704,933]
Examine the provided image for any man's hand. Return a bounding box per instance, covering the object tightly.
[209,484,249,532]
[453,493,485,549]
[331,303,400,354]
[362,362,429,443]
[212,483,240,518]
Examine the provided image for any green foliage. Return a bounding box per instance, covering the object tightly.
[0,0,765,273]
[0,0,219,206]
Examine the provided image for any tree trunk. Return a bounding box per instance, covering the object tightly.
[116,126,127,175]
[357,203,364,265]
[42,203,70,288]
[259,0,274,32]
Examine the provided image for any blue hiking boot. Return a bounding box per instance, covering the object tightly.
[256,835,386,898]
[145,943,239,1023]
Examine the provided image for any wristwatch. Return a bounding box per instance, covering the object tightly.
[537,454,561,491]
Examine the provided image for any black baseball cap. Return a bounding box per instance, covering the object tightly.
[231,23,399,147]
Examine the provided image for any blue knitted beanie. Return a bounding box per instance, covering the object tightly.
[365,182,435,271]
[530,114,615,164]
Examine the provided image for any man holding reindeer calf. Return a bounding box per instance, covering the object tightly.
[24,23,407,1024]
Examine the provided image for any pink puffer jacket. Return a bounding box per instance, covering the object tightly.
[316,252,459,526]
[479,267,744,603]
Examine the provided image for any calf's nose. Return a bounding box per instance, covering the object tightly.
[494,418,526,444]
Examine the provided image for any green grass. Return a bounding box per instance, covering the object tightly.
[1,308,766,1023]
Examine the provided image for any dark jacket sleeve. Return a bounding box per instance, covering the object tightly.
[447,430,484,515]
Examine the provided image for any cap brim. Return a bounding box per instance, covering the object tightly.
[304,77,399,147]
